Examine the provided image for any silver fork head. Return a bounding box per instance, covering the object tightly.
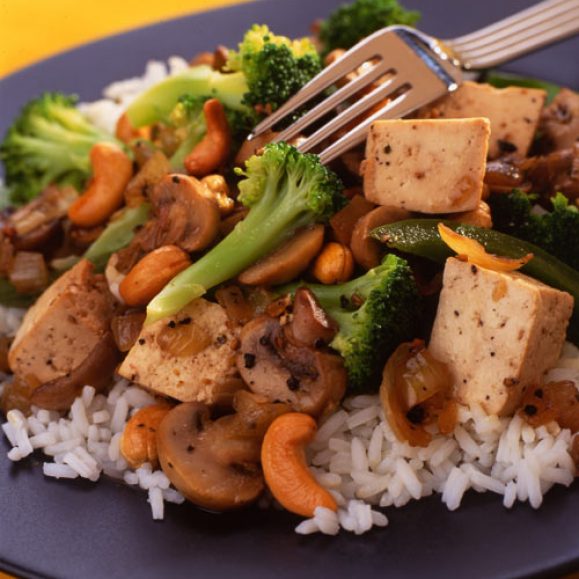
[248,26,462,165]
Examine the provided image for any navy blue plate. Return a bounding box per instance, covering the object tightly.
[1,1,578,577]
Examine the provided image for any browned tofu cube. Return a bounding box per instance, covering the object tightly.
[118,299,241,405]
[419,81,546,158]
[362,118,490,213]
[429,258,574,416]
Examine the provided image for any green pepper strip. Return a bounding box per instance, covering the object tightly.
[372,219,579,342]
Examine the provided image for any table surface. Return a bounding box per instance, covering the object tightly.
[0,0,248,78]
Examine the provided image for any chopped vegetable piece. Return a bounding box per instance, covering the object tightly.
[372,219,579,342]
[437,223,533,272]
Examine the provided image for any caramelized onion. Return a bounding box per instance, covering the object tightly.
[519,381,579,433]
[9,252,49,294]
[379,340,455,447]
[438,223,533,272]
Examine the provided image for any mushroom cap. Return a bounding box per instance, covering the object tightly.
[150,174,221,253]
[157,393,288,511]
[351,205,411,270]
[237,314,346,417]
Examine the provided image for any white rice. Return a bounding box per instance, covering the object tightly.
[1,378,184,519]
[300,342,578,535]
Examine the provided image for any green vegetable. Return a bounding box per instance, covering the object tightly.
[0,92,118,204]
[319,0,420,54]
[488,191,579,271]
[146,142,345,323]
[282,254,421,393]
[0,277,39,308]
[226,24,322,113]
[127,25,321,129]
[126,65,249,128]
[373,219,579,342]
[84,203,151,271]
[485,71,560,104]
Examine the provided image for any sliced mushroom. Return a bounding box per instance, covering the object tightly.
[124,150,170,207]
[237,315,346,416]
[157,391,289,511]
[329,194,375,245]
[150,174,221,252]
[234,130,278,166]
[539,88,579,152]
[351,205,411,270]
[286,288,338,349]
[30,334,119,410]
[238,225,325,286]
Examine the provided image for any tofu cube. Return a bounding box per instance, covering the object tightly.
[429,258,573,416]
[362,118,490,214]
[419,81,546,159]
[118,299,241,405]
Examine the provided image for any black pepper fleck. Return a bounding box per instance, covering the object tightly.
[138,338,146,345]
[471,265,478,274]
[524,404,538,416]
[172,176,180,184]
[498,139,517,153]
[215,335,227,345]
[534,388,544,399]
[179,316,192,325]
[383,144,392,154]
[167,320,176,329]
[454,310,460,317]
[287,376,300,391]
[244,353,256,369]
[406,405,425,425]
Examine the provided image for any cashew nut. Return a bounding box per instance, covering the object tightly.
[119,245,191,307]
[120,403,171,469]
[68,143,133,228]
[311,242,354,285]
[115,112,151,144]
[261,412,338,517]
[201,174,235,216]
[184,99,231,177]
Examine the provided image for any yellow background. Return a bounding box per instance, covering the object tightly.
[0,0,249,78]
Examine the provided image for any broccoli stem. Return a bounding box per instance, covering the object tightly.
[126,66,249,128]
[146,177,317,323]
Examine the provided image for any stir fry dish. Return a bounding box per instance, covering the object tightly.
[0,0,578,535]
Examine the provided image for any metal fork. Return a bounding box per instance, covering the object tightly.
[249,0,579,164]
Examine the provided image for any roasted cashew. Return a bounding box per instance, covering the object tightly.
[261,413,338,517]
[201,174,235,216]
[311,242,354,285]
[184,99,231,177]
[119,245,191,307]
[120,403,171,469]
[68,143,133,228]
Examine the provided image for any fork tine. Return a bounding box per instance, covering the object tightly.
[316,89,440,164]
[272,60,393,144]
[295,75,411,153]
[249,28,399,138]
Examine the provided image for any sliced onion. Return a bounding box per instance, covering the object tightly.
[438,223,533,272]
[9,251,49,294]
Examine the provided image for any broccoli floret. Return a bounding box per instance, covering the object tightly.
[146,142,345,323]
[226,24,322,113]
[319,0,421,53]
[286,254,421,393]
[489,190,579,271]
[0,92,118,204]
[126,26,320,129]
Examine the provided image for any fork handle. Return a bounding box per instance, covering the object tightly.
[445,0,579,69]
